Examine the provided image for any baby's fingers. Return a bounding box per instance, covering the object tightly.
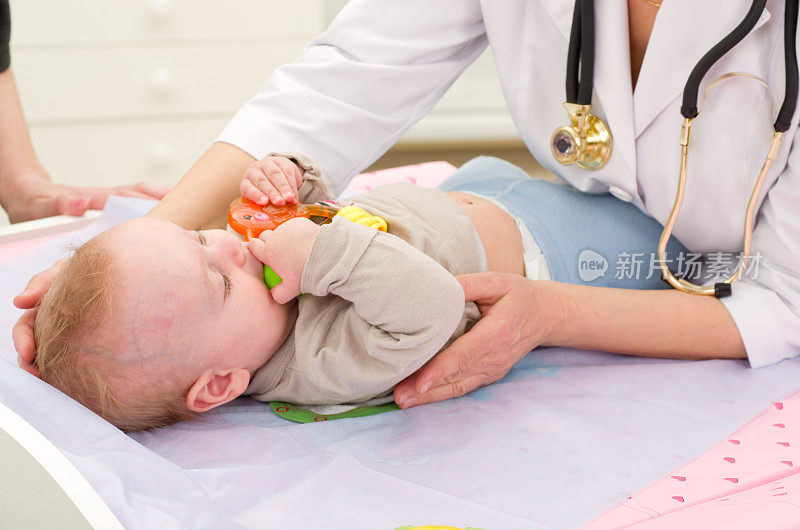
[247,235,273,265]
[266,281,299,305]
[272,158,303,204]
[246,237,300,304]
[250,160,297,204]
[240,177,269,205]
[241,166,282,205]
[260,160,299,205]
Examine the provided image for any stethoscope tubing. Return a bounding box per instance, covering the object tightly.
[660,0,798,297]
[566,0,595,105]
[561,0,800,297]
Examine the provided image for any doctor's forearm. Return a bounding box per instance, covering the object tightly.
[546,283,747,360]
[147,142,255,230]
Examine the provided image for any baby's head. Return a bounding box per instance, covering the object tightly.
[34,218,295,431]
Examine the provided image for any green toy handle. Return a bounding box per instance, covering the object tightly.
[263,265,283,289]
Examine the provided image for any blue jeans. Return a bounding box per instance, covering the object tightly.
[437,157,689,289]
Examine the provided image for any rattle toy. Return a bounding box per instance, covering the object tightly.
[227,197,388,288]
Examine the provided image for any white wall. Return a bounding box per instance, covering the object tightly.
[3,0,516,224]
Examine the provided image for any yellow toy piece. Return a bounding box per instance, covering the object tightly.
[335,205,388,232]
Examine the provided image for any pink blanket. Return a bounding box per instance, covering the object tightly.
[586,391,800,528]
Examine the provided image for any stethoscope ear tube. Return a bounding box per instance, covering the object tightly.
[566,0,595,105]
[777,0,799,132]
[681,0,767,120]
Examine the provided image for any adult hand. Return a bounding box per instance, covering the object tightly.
[393,273,566,408]
[3,171,169,223]
[13,259,67,377]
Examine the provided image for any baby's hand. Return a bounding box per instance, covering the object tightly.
[247,217,321,303]
[240,155,304,206]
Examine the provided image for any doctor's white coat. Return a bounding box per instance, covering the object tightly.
[218,0,800,368]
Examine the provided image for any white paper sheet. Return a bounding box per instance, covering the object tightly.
[2,198,799,529]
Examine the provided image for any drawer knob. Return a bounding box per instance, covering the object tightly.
[148,69,175,96]
[149,142,174,167]
[147,0,174,23]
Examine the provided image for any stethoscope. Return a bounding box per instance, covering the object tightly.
[551,0,799,298]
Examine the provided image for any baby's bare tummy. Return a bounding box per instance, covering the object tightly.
[445,191,525,276]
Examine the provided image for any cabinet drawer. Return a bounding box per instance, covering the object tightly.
[16,45,509,123]
[10,0,325,46]
[14,40,309,122]
[29,118,230,188]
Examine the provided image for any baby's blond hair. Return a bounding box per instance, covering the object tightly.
[34,236,197,432]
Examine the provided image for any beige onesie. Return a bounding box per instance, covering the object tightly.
[244,153,483,405]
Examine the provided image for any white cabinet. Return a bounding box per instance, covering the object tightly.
[29,118,230,188]
[10,1,325,44]
[15,41,310,122]
[9,0,516,192]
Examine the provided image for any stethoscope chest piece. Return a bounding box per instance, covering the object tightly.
[551,103,613,170]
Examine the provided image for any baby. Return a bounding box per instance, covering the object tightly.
[33,155,530,431]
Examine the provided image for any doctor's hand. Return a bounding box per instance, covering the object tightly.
[13,259,67,378]
[240,156,304,206]
[393,273,566,409]
[246,217,321,304]
[3,171,169,223]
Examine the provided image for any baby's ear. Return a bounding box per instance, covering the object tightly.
[186,369,251,413]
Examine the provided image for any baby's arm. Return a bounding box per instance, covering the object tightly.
[294,216,467,402]
[246,203,469,404]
